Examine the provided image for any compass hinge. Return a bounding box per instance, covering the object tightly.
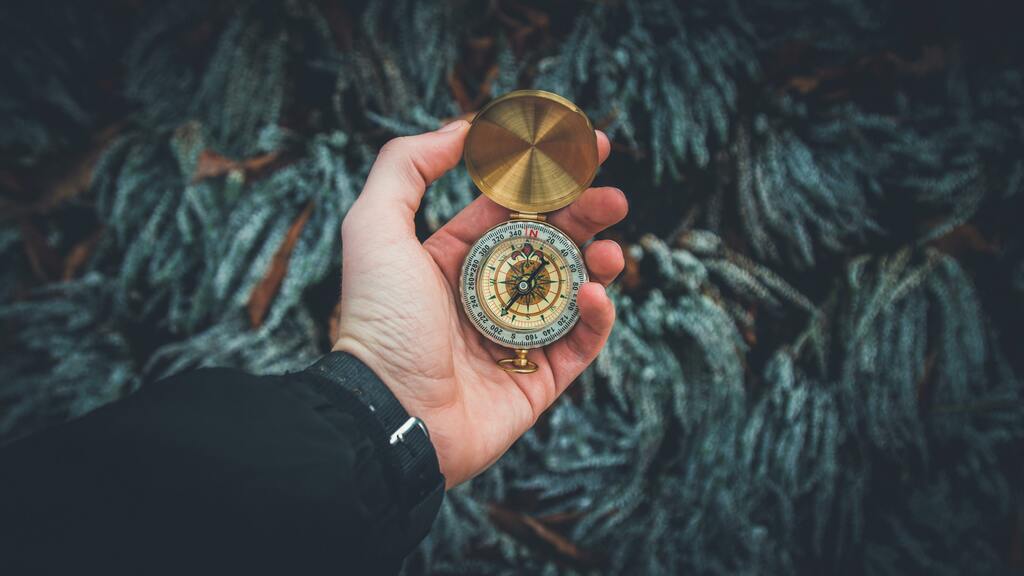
[509,212,546,221]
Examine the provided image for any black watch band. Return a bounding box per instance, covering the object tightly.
[303,352,445,545]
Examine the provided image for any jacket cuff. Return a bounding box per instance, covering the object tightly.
[301,352,445,555]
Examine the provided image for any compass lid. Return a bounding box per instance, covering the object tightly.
[464,90,598,214]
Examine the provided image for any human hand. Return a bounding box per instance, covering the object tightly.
[333,120,627,487]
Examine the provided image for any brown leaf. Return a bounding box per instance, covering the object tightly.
[466,35,493,58]
[192,150,238,182]
[192,149,280,184]
[742,305,758,347]
[62,228,104,281]
[929,223,998,256]
[780,67,843,96]
[466,35,495,54]
[786,75,821,94]
[247,202,315,328]
[536,510,586,525]
[488,504,594,565]
[517,512,588,561]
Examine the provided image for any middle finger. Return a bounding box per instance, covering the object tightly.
[547,186,628,246]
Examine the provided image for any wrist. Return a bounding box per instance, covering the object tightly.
[332,331,461,412]
[303,351,445,539]
[332,333,465,487]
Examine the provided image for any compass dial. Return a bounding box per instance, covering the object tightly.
[460,220,587,349]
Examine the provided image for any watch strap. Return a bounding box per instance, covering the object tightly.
[302,352,444,547]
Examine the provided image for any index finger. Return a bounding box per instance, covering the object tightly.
[425,130,611,286]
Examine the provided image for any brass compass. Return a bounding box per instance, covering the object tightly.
[459,90,598,374]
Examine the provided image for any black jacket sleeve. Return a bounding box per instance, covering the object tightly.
[0,354,444,575]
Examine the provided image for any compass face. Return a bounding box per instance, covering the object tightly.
[460,220,587,349]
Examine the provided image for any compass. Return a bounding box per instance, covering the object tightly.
[459,90,598,374]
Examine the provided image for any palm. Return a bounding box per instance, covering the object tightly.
[333,123,626,486]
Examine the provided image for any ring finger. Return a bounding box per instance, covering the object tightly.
[584,239,625,286]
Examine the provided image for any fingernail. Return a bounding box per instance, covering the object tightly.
[438,120,467,133]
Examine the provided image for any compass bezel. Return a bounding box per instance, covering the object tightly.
[459,219,587,350]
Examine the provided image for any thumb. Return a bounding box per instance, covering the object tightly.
[348,120,470,241]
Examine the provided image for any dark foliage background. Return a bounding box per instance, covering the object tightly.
[2,1,1023,573]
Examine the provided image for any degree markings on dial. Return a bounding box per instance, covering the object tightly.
[459,220,587,348]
